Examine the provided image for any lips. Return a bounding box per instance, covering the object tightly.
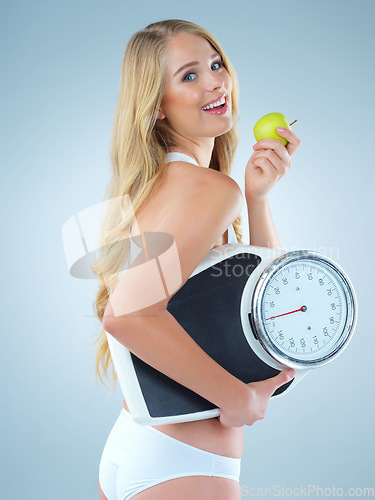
[201,94,226,109]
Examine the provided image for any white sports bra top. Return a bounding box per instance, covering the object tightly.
[130,151,237,250]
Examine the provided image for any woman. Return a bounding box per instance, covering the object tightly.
[93,19,302,500]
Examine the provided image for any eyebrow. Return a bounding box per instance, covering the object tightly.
[173,52,220,77]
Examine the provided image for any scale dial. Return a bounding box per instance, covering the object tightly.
[251,250,357,369]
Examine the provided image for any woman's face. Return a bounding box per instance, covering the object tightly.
[157,32,233,142]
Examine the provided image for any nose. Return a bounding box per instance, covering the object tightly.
[205,69,226,92]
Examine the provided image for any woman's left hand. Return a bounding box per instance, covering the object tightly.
[245,127,302,201]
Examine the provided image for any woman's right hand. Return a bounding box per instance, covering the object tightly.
[218,368,296,428]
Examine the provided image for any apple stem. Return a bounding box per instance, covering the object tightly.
[289,119,297,126]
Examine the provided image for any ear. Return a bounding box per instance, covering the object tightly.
[157,106,166,120]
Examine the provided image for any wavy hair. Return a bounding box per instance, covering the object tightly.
[90,19,244,392]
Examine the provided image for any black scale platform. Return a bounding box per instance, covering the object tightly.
[130,252,294,418]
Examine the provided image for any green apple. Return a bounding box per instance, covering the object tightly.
[253,112,296,146]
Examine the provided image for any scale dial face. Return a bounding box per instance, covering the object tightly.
[251,250,357,368]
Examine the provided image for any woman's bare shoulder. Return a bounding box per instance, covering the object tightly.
[105,161,243,326]
[165,160,242,199]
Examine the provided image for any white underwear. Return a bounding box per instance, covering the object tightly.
[98,408,241,500]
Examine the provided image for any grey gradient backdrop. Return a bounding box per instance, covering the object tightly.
[2,0,374,498]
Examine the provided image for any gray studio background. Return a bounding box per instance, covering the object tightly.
[2,0,374,498]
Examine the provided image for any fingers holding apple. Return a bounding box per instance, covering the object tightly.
[276,127,302,156]
[252,138,291,170]
[245,151,286,200]
[248,138,292,185]
[250,146,291,176]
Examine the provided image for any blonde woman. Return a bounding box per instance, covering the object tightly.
[94,19,302,500]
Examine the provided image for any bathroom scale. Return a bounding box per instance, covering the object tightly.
[104,241,357,425]
[62,205,357,426]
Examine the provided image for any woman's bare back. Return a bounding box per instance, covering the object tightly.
[126,159,244,459]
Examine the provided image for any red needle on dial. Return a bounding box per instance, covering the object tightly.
[266,305,307,321]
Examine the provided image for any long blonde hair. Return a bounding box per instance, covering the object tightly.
[90,19,244,392]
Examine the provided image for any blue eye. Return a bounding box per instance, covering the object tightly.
[183,60,224,82]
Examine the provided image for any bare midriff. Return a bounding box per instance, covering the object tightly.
[122,398,244,459]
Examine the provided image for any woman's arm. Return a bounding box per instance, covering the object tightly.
[244,127,302,250]
[246,196,281,250]
[104,305,248,412]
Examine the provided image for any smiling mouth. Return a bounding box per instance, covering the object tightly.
[201,94,227,111]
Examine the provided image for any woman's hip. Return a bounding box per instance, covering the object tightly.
[98,408,242,499]
[99,408,242,475]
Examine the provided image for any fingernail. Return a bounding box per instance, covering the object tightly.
[277,127,286,133]
[288,369,295,378]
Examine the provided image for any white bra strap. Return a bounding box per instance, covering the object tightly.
[165,152,199,166]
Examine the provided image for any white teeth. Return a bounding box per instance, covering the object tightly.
[201,95,226,110]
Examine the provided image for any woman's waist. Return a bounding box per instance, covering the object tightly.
[123,400,244,459]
